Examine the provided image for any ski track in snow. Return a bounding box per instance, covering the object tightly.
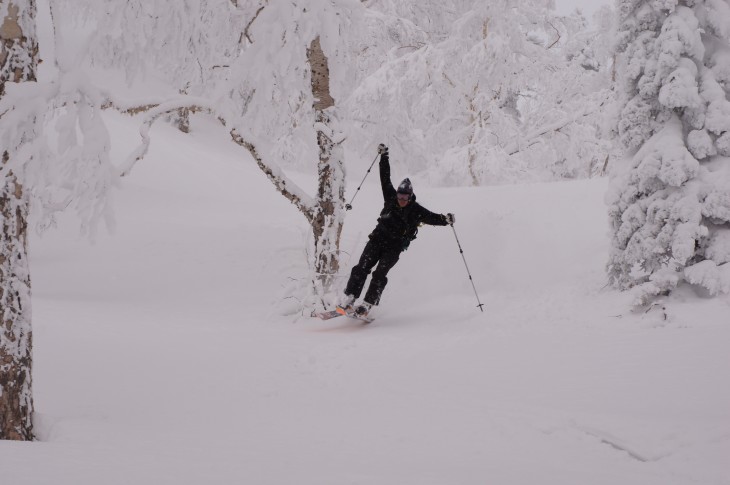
[1,114,728,485]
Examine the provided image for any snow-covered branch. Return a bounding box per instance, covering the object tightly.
[116,97,215,177]
[229,128,316,222]
[505,94,610,156]
[112,94,317,221]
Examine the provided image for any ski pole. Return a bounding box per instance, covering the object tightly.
[450,223,484,312]
[345,152,380,210]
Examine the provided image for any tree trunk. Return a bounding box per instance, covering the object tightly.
[119,34,347,307]
[0,0,37,441]
[308,37,344,295]
[312,110,345,291]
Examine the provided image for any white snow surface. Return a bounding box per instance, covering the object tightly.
[1,114,728,484]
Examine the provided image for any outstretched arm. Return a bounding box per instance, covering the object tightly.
[420,209,455,226]
[379,145,396,200]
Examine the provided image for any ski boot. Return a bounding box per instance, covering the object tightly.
[336,294,356,315]
[354,302,372,318]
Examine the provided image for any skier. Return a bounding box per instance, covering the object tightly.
[339,144,455,318]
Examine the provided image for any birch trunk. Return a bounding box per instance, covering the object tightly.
[0,0,37,441]
[118,34,347,306]
[308,37,344,294]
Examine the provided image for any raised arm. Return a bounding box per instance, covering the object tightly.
[378,144,396,200]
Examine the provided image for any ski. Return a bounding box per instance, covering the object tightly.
[336,305,374,324]
[312,307,374,324]
[314,309,342,321]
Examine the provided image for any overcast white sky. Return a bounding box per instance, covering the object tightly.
[555,0,612,18]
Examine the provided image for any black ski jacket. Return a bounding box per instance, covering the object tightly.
[370,152,448,250]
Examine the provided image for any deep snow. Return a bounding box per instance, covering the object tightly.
[1,113,728,485]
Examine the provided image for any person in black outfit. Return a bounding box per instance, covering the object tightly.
[341,144,455,317]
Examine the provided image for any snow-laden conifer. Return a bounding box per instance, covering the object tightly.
[608,0,730,305]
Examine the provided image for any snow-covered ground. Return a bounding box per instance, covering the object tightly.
[1,113,728,485]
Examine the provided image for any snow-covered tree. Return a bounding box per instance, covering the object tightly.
[349,0,614,186]
[81,0,615,185]
[77,0,372,308]
[1,0,36,441]
[61,0,619,309]
[79,0,243,91]
[607,0,730,305]
[81,0,246,132]
[1,0,119,439]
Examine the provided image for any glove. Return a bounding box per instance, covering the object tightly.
[444,213,455,225]
[377,143,389,155]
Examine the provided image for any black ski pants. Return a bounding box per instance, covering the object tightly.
[344,234,402,306]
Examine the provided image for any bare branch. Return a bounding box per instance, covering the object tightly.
[396,43,426,51]
[102,101,160,115]
[442,72,456,88]
[601,155,610,176]
[242,3,267,45]
[547,21,561,49]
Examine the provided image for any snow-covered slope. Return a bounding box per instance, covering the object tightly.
[2,114,728,485]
